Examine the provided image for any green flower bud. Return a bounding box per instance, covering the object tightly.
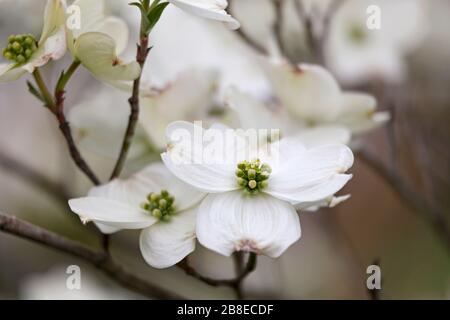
[237,177,247,187]
[248,180,257,189]
[235,159,272,194]
[159,199,167,209]
[2,34,38,64]
[142,190,176,222]
[247,169,256,180]
[235,169,244,177]
[16,55,25,63]
[12,42,21,51]
[152,209,162,219]
[3,51,12,60]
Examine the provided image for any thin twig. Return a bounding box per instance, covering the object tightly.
[228,0,268,55]
[0,212,182,299]
[110,37,149,180]
[54,90,101,186]
[294,0,345,65]
[0,151,70,203]
[177,253,257,299]
[322,0,346,44]
[31,67,101,186]
[357,149,450,253]
[273,0,286,56]
[293,0,317,61]
[235,28,268,55]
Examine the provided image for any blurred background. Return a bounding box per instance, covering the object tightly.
[0,0,449,299]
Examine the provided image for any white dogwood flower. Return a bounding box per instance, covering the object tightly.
[68,163,205,268]
[325,0,428,84]
[67,0,140,89]
[226,87,351,210]
[266,61,390,137]
[139,69,219,149]
[162,121,354,257]
[0,0,66,82]
[226,86,351,147]
[168,0,240,30]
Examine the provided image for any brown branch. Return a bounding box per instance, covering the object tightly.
[294,0,345,64]
[110,37,149,180]
[0,151,70,203]
[357,149,450,253]
[54,90,100,186]
[293,0,318,61]
[322,0,346,44]
[0,212,182,299]
[228,0,268,55]
[273,0,286,56]
[177,252,257,299]
[31,65,101,186]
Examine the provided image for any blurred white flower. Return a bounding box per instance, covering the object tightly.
[168,0,240,30]
[67,86,148,159]
[162,121,354,257]
[140,69,219,149]
[265,61,389,139]
[0,0,66,82]
[68,69,219,159]
[69,163,205,268]
[325,0,428,84]
[226,86,351,147]
[20,266,143,300]
[67,0,140,90]
[144,6,269,97]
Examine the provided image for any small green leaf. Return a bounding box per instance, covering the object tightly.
[26,80,45,103]
[55,70,65,92]
[147,2,169,31]
[149,0,161,11]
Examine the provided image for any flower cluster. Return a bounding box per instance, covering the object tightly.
[2,0,412,277]
[2,34,38,64]
[0,0,239,86]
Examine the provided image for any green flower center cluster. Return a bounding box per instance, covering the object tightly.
[236,159,272,194]
[348,25,367,44]
[2,34,37,64]
[141,190,175,222]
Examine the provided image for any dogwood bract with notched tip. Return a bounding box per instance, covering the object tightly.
[66,0,140,90]
[0,0,66,83]
[162,121,354,257]
[266,61,390,138]
[68,163,205,268]
[168,0,240,30]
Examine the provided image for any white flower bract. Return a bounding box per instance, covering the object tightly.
[68,163,205,269]
[162,121,354,257]
[168,0,240,30]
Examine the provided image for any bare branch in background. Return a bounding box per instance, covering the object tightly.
[0,212,182,299]
[322,0,347,44]
[178,253,257,299]
[294,0,346,64]
[273,0,286,56]
[293,0,318,61]
[357,150,450,252]
[228,0,269,55]
[0,151,70,203]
